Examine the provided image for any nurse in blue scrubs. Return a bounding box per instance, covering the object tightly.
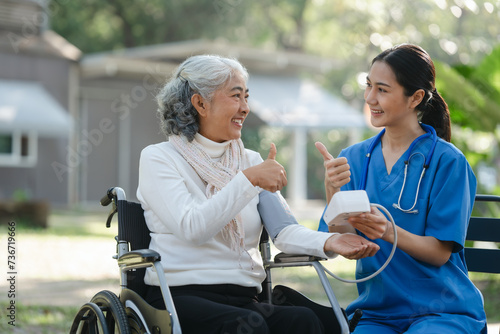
[316,44,487,333]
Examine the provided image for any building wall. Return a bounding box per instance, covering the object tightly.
[0,52,74,205]
[78,78,165,205]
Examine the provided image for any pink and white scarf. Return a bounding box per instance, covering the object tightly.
[169,135,246,252]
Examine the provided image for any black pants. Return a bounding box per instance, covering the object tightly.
[145,284,333,334]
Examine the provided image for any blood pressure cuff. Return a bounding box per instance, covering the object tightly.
[257,190,298,241]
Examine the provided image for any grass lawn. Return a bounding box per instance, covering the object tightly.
[0,212,498,333]
[0,303,79,334]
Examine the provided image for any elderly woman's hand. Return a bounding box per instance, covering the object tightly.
[243,143,287,192]
[324,233,380,260]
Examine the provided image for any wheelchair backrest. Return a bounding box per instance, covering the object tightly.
[102,187,152,297]
[116,200,151,250]
[117,199,151,297]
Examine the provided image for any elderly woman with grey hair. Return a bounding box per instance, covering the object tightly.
[137,54,379,334]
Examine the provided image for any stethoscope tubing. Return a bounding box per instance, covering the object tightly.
[359,123,438,213]
[323,203,398,283]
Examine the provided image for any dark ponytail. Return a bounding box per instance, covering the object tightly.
[419,89,451,142]
[372,44,452,142]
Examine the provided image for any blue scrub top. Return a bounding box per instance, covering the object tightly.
[318,131,486,324]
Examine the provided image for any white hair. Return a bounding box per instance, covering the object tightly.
[156,55,248,141]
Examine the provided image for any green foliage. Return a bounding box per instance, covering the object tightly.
[12,188,30,202]
[469,278,500,322]
[307,129,357,199]
[434,45,500,196]
[435,61,500,131]
[242,126,292,197]
[474,46,500,96]
[435,45,500,133]
[0,302,79,334]
[50,0,500,65]
[49,0,252,53]
[463,48,500,123]
[49,0,500,197]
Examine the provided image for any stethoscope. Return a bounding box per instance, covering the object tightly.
[324,124,437,284]
[358,123,438,214]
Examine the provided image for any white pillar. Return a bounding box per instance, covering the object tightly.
[348,127,363,147]
[289,127,308,203]
[118,106,131,195]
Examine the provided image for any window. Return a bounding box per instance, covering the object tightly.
[0,131,37,167]
[0,134,12,153]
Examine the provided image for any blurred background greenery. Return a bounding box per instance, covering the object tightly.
[50,0,500,198]
[3,1,499,332]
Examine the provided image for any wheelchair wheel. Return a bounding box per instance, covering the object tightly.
[69,302,110,334]
[90,290,131,334]
[125,307,149,334]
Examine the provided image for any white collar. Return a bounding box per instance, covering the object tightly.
[194,133,231,159]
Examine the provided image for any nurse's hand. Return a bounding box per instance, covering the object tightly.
[325,233,379,260]
[348,207,390,241]
[315,142,351,201]
[243,143,287,193]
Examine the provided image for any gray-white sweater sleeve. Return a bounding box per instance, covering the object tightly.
[258,190,337,259]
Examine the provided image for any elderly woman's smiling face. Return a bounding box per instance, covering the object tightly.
[192,72,249,143]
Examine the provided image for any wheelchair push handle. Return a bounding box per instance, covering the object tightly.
[101,187,128,228]
[101,187,127,207]
[100,191,113,207]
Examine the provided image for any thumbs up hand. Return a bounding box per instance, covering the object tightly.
[315,141,334,161]
[267,142,278,160]
[243,143,287,192]
[315,141,351,201]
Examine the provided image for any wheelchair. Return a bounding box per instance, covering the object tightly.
[70,187,361,334]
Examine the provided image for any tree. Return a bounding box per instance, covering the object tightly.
[48,0,500,195]
[49,0,251,52]
[440,46,500,193]
[50,0,500,64]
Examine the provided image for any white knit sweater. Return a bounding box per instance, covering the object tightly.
[137,134,334,291]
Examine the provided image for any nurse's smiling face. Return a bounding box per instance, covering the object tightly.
[364,61,422,130]
[193,72,250,143]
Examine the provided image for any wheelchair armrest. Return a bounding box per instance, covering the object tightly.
[118,249,161,267]
[274,252,326,263]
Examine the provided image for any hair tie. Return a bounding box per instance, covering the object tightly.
[426,88,437,104]
[178,74,188,82]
